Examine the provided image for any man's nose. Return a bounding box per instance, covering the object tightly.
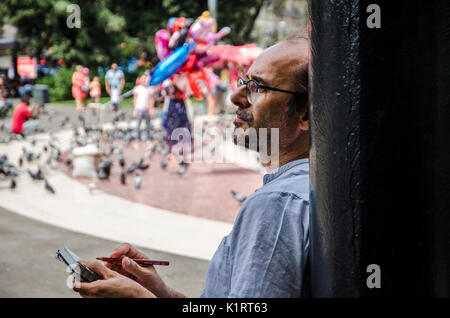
[230,86,250,109]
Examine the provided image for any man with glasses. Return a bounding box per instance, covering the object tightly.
[73,38,310,298]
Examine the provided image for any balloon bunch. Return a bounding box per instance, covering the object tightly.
[151,11,231,100]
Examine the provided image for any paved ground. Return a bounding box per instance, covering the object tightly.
[60,140,262,224]
[0,99,258,297]
[0,206,209,298]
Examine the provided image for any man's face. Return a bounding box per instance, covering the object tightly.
[111,64,118,71]
[230,41,307,150]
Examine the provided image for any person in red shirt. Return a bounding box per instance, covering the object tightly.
[11,94,41,136]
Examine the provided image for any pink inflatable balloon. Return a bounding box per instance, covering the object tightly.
[204,26,231,44]
[155,29,171,60]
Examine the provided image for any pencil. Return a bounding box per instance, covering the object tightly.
[96,257,169,266]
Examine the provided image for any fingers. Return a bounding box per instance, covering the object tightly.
[106,263,136,280]
[79,260,113,279]
[121,257,148,279]
[110,243,147,259]
[110,243,133,258]
[73,278,98,298]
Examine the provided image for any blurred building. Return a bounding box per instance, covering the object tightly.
[252,0,308,48]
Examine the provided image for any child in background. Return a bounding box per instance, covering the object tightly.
[133,74,155,142]
[89,76,101,103]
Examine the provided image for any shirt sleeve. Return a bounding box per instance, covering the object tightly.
[227,191,310,298]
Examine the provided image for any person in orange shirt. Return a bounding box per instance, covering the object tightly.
[72,65,88,112]
[89,76,101,103]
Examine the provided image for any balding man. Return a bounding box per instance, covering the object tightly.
[73,38,310,298]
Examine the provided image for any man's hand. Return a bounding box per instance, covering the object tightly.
[133,109,138,117]
[73,261,155,298]
[104,243,182,298]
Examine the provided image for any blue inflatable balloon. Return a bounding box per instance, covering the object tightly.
[149,42,196,86]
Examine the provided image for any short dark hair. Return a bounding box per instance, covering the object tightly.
[21,93,31,104]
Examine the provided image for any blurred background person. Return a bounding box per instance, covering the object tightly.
[10,93,41,137]
[164,79,192,162]
[89,76,101,104]
[133,73,155,143]
[105,63,125,112]
[72,65,88,112]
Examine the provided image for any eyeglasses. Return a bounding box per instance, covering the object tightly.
[238,77,303,104]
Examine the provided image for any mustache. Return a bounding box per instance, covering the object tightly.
[235,109,253,124]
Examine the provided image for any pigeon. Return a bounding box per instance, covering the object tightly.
[126,162,138,174]
[138,162,149,170]
[78,115,86,127]
[160,160,168,169]
[99,159,112,177]
[60,117,69,127]
[44,179,56,194]
[176,165,187,176]
[134,173,142,189]
[64,156,73,167]
[10,178,16,190]
[43,145,48,152]
[73,126,79,138]
[118,154,125,168]
[0,154,7,165]
[144,150,152,160]
[231,190,247,203]
[112,110,126,123]
[160,148,169,156]
[22,148,34,162]
[51,149,61,161]
[48,110,55,122]
[136,158,149,171]
[97,170,108,180]
[27,168,44,181]
[0,155,14,168]
[31,138,37,146]
[124,132,133,145]
[120,172,126,185]
[0,166,7,176]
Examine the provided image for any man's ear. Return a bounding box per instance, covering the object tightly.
[299,110,309,131]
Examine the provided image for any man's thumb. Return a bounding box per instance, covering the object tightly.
[122,257,145,277]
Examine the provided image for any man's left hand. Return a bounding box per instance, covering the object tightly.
[73,261,155,298]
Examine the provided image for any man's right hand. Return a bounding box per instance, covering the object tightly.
[105,243,176,298]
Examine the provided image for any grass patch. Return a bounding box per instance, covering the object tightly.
[52,97,206,110]
[51,96,134,108]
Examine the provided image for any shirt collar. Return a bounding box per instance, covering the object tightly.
[263,158,309,185]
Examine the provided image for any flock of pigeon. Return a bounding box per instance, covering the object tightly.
[0,138,60,194]
[68,110,194,192]
[0,107,247,203]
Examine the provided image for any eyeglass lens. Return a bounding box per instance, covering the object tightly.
[238,78,259,104]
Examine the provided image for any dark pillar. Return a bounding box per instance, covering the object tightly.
[309,0,450,297]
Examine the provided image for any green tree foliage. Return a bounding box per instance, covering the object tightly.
[0,0,127,67]
[1,0,268,68]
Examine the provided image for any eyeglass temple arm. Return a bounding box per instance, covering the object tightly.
[259,84,306,96]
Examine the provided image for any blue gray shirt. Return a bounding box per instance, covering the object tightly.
[105,69,124,89]
[200,158,310,298]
